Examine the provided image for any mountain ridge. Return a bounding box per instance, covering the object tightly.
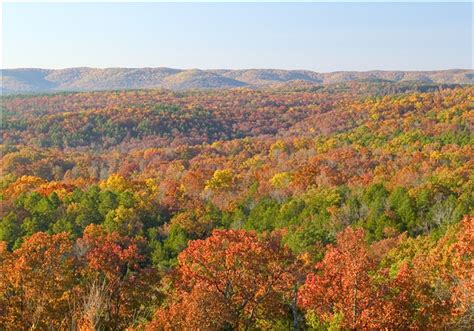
[2,67,472,93]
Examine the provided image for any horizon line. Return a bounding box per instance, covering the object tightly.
[2,67,472,74]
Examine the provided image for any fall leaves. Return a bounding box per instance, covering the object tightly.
[298,218,474,329]
[0,84,473,329]
[1,220,471,329]
[0,226,161,330]
[150,230,297,330]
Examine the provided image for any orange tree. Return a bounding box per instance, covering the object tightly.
[148,229,299,330]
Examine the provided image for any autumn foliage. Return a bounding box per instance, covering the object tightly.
[149,230,298,330]
[0,83,472,329]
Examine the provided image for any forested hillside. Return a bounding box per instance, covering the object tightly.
[0,82,473,329]
[2,67,473,93]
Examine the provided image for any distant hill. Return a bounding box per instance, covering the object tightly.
[1,67,472,94]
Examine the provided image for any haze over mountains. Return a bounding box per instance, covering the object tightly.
[1,67,473,94]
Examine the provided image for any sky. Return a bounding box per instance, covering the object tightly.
[2,2,473,72]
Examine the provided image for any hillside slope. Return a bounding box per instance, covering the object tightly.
[1,67,472,93]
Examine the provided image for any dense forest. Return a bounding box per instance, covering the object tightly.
[0,81,473,329]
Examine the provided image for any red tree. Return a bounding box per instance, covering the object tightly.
[149,229,298,330]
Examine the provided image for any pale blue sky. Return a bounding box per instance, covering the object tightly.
[3,2,472,71]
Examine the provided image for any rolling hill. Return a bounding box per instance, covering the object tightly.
[1,67,472,93]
